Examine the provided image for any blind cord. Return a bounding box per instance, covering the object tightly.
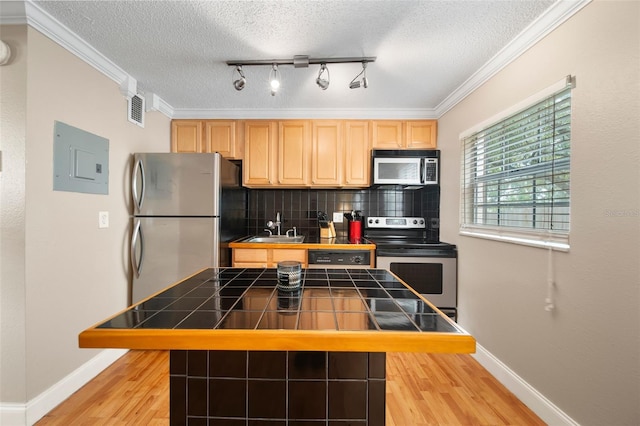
[545,244,555,311]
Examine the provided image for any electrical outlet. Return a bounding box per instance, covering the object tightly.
[333,212,343,223]
[98,211,109,228]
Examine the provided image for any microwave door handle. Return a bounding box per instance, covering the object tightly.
[420,158,426,183]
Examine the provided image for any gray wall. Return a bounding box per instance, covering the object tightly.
[0,25,170,408]
[438,2,639,425]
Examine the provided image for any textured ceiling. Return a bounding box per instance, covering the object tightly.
[28,0,557,116]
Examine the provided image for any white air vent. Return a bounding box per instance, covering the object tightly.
[127,94,145,128]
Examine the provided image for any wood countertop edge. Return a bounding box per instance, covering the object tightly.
[79,329,476,354]
[229,241,376,250]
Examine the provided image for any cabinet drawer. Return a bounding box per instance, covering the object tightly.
[234,249,268,263]
[272,249,307,264]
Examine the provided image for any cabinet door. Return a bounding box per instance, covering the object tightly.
[232,248,269,268]
[405,120,437,149]
[278,121,310,186]
[205,120,237,158]
[344,121,371,187]
[244,121,276,186]
[371,121,404,149]
[311,120,342,186]
[271,249,307,267]
[171,120,203,153]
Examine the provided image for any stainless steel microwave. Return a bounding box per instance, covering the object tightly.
[372,149,439,186]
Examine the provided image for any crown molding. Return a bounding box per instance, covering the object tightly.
[12,0,590,120]
[24,1,130,86]
[434,0,591,117]
[0,1,26,24]
[171,108,437,120]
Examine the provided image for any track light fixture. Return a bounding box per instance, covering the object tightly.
[233,65,246,91]
[226,55,375,94]
[349,62,368,89]
[316,63,330,90]
[269,64,281,96]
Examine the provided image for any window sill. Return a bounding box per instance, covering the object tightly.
[459,226,570,252]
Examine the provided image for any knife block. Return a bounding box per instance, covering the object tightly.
[320,222,336,239]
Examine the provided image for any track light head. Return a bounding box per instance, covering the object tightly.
[233,66,246,91]
[349,62,368,89]
[269,64,280,96]
[316,63,330,90]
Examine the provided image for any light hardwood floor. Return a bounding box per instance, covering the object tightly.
[36,350,545,425]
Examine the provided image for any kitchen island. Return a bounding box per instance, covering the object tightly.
[80,267,475,425]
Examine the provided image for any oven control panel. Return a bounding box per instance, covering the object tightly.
[366,216,426,229]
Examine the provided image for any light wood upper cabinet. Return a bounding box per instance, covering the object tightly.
[371,121,404,149]
[205,120,237,158]
[278,121,310,186]
[173,119,435,187]
[172,120,243,159]
[344,121,371,187]
[171,120,203,153]
[372,120,438,149]
[405,120,437,149]
[311,120,342,186]
[244,121,276,186]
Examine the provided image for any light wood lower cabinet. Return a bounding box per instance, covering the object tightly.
[232,248,307,268]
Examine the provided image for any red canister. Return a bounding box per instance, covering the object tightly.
[348,219,362,243]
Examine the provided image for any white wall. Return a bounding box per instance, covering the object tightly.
[438,1,639,425]
[1,24,170,422]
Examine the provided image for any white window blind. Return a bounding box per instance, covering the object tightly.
[460,77,574,249]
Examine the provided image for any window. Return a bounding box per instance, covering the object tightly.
[460,77,574,250]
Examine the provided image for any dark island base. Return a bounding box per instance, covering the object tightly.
[169,350,386,425]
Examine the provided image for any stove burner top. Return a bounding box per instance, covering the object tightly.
[362,216,454,251]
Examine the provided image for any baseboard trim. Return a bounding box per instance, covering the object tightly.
[473,344,579,426]
[0,348,127,426]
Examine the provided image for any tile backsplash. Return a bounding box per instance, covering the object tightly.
[247,187,440,239]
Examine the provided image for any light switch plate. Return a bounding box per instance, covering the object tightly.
[333,212,343,223]
[98,211,109,228]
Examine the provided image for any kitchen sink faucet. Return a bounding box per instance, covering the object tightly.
[266,212,282,235]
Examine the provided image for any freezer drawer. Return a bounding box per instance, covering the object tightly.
[130,217,218,304]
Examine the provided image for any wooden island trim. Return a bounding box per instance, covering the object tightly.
[79,328,475,353]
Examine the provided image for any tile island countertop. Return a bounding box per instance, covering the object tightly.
[79,268,475,354]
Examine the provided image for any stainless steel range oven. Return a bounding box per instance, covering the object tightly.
[364,216,458,320]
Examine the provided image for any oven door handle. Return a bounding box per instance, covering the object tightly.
[376,249,456,258]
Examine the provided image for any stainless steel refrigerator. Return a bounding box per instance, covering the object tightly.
[130,153,246,304]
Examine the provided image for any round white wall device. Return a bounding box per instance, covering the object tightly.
[0,40,12,65]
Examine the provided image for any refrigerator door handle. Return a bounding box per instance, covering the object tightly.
[130,219,144,277]
[132,158,146,211]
